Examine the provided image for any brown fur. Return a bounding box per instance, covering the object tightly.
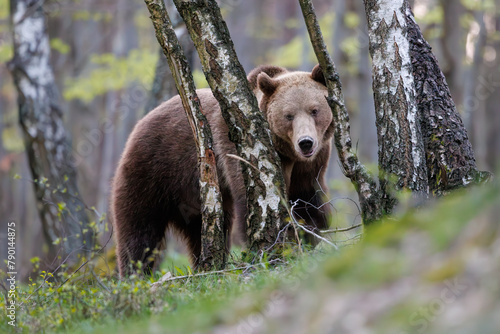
[111,65,334,277]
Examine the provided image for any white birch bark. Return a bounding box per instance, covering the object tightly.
[364,0,428,199]
[145,0,226,270]
[8,0,93,263]
[174,0,289,252]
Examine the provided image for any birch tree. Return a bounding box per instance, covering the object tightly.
[367,0,491,195]
[364,0,429,211]
[144,3,195,116]
[8,0,94,263]
[173,0,289,254]
[299,0,491,224]
[144,0,226,270]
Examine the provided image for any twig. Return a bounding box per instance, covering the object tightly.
[320,223,362,234]
[226,154,260,172]
[150,260,281,288]
[55,231,113,291]
[19,245,86,307]
[290,200,339,250]
[20,224,114,307]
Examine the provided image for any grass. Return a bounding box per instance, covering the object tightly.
[2,181,499,333]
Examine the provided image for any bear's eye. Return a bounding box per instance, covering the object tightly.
[286,114,294,121]
[311,109,318,116]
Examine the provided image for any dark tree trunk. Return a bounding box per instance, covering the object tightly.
[173,0,289,254]
[144,0,226,270]
[405,5,492,194]
[8,0,94,264]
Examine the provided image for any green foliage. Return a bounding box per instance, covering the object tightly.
[0,43,12,63]
[267,36,304,68]
[1,126,24,152]
[415,5,444,25]
[71,10,113,22]
[63,49,157,103]
[265,12,337,69]
[0,0,8,21]
[50,38,70,55]
[192,69,210,89]
[343,12,360,29]
[461,0,496,11]
[1,183,498,333]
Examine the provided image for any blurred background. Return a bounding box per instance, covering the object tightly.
[0,0,499,276]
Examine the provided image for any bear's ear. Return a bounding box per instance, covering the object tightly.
[247,65,287,90]
[311,64,326,86]
[258,72,279,97]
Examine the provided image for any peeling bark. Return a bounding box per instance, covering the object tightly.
[405,6,492,194]
[173,0,289,253]
[364,0,428,208]
[299,0,383,223]
[145,0,226,270]
[8,0,93,264]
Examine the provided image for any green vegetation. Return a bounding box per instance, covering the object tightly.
[1,182,499,333]
[63,49,158,103]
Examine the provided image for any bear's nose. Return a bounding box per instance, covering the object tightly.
[298,137,314,155]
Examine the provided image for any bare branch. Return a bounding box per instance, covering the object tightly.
[320,223,363,234]
[290,200,339,250]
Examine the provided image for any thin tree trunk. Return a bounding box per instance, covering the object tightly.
[405,5,492,193]
[440,0,465,106]
[463,7,487,168]
[8,0,94,264]
[173,0,289,254]
[363,0,429,208]
[485,14,500,172]
[144,4,195,116]
[144,0,226,270]
[299,0,383,224]
[356,0,377,163]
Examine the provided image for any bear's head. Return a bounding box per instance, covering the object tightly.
[248,65,333,162]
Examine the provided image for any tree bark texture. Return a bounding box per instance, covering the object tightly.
[8,0,94,263]
[145,0,226,271]
[299,0,383,223]
[144,5,196,116]
[363,0,429,206]
[173,0,289,253]
[405,5,492,194]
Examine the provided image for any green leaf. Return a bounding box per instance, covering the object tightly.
[175,266,185,276]
[50,38,70,55]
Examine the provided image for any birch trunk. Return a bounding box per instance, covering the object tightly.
[364,0,429,211]
[173,0,289,253]
[8,0,94,264]
[145,0,226,270]
[144,4,195,116]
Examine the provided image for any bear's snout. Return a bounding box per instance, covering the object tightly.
[298,136,315,157]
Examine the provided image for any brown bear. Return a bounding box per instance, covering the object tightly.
[111,64,334,277]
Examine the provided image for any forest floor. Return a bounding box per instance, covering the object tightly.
[1,181,499,334]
